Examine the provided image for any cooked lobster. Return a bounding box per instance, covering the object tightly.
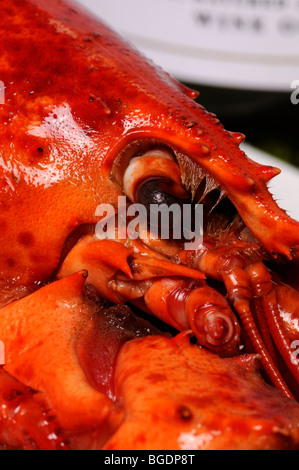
[1,0,299,450]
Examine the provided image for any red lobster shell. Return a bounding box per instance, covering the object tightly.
[0,0,299,450]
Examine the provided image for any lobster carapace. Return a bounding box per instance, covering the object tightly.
[0,0,299,450]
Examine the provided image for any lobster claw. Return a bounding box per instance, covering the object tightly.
[1,274,299,450]
[0,368,69,450]
[0,271,124,447]
[104,333,299,450]
[57,235,241,356]
[57,236,205,300]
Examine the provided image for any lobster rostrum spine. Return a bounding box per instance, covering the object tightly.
[1,0,299,449]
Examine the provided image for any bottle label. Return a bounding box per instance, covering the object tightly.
[88,0,299,91]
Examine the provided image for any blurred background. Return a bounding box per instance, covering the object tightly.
[76,0,299,216]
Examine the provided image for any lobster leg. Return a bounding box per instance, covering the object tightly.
[142,278,240,356]
[179,239,298,398]
[57,235,241,356]
[274,282,299,343]
[251,297,278,366]
[223,267,293,398]
[247,262,299,387]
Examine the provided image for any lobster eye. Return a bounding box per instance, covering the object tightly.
[137,179,193,240]
[122,148,188,203]
[137,179,183,208]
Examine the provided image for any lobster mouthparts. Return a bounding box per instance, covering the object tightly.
[1,0,299,450]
